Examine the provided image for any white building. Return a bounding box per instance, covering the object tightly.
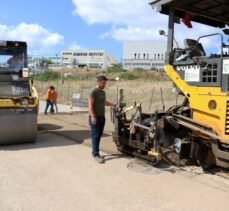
[28,55,62,71]
[61,49,117,69]
[123,41,167,71]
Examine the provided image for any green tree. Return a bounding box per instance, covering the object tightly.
[107,63,126,73]
[41,58,53,67]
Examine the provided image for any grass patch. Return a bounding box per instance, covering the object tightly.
[32,66,169,82]
[32,70,61,81]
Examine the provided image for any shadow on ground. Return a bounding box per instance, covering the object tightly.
[0,123,112,152]
[38,123,63,131]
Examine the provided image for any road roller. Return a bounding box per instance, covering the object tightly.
[0,40,39,144]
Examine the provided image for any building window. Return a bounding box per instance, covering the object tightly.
[154,54,156,59]
[158,54,160,59]
[89,53,103,56]
[138,54,140,59]
[63,52,72,56]
[73,53,88,56]
[89,63,102,67]
[143,53,146,59]
[161,54,163,59]
[147,54,149,59]
[134,53,137,59]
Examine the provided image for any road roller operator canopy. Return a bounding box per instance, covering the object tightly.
[149,0,229,28]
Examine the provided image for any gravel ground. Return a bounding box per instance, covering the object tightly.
[1,131,229,211]
[1,112,229,211]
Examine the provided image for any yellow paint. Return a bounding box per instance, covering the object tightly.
[148,151,162,161]
[31,84,39,108]
[0,81,39,109]
[165,64,229,143]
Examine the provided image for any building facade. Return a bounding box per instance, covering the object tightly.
[123,41,167,71]
[28,55,61,70]
[61,49,117,69]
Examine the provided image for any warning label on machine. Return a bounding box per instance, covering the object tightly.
[179,65,200,82]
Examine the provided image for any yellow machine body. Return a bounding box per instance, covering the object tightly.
[112,0,229,168]
[165,64,229,143]
[0,41,39,144]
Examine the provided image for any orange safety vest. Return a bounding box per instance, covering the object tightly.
[53,91,57,101]
[45,89,54,100]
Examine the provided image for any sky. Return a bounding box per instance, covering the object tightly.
[0,0,226,61]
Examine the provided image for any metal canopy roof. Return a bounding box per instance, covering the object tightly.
[149,0,229,28]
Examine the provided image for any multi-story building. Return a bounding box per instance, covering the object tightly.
[123,41,167,71]
[61,49,117,69]
[28,55,62,70]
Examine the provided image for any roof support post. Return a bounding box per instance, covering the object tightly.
[166,8,175,64]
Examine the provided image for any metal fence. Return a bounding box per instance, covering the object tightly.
[34,80,90,106]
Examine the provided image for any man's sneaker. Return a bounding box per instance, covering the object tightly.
[94,156,104,164]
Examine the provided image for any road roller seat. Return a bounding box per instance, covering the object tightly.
[184,39,206,58]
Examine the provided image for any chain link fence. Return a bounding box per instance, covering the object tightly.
[34,79,184,112]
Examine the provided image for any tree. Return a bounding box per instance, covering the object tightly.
[41,58,53,67]
[107,63,126,73]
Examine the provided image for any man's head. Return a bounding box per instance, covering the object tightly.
[12,54,22,61]
[96,75,108,89]
[50,85,55,90]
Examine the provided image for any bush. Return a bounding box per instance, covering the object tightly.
[150,67,158,71]
[131,68,146,78]
[32,70,61,81]
[41,58,53,67]
[118,72,138,80]
[132,68,146,73]
[107,63,126,73]
[117,68,168,81]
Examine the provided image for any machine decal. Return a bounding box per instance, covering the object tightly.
[177,65,200,82]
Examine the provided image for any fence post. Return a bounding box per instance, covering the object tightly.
[67,80,70,102]
[149,87,155,112]
[60,80,63,102]
[80,85,84,99]
[42,80,44,94]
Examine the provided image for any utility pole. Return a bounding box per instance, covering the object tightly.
[60,57,63,101]
[61,57,63,85]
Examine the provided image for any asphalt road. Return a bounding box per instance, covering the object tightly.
[1,114,229,210]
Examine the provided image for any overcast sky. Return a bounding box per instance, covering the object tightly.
[0,0,225,61]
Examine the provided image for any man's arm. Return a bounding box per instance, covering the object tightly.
[105,100,115,107]
[88,96,96,125]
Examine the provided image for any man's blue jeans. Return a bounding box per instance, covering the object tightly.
[45,100,54,114]
[89,116,105,157]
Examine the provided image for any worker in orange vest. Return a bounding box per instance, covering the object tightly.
[44,86,55,114]
[52,88,58,113]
